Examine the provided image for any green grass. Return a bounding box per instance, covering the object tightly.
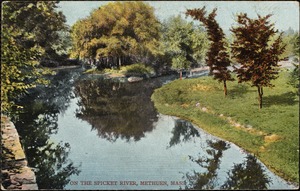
[84,63,155,77]
[119,63,154,77]
[84,68,105,74]
[151,71,299,184]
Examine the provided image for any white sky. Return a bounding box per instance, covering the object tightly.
[57,1,299,32]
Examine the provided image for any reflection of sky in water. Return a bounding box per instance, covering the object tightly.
[51,96,293,190]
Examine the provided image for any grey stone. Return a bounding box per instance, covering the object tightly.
[22,183,38,190]
[11,167,36,184]
[128,76,143,82]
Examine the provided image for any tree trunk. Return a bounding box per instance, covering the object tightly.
[119,57,122,67]
[180,70,182,80]
[223,80,227,97]
[257,86,263,109]
[208,65,213,76]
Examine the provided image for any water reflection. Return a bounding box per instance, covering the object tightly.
[74,76,175,142]
[221,155,271,190]
[184,140,229,189]
[168,119,200,148]
[184,139,271,190]
[11,70,292,190]
[13,69,81,189]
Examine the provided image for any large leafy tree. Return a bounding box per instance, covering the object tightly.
[3,1,67,58]
[231,13,285,109]
[70,1,161,67]
[186,7,234,96]
[162,15,208,79]
[1,1,67,113]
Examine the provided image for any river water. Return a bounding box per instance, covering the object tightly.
[14,69,294,190]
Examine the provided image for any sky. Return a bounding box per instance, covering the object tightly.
[57,1,299,32]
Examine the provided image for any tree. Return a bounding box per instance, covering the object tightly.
[70,1,161,68]
[1,1,67,113]
[162,15,208,79]
[231,13,286,109]
[293,33,300,59]
[288,33,299,92]
[1,22,52,114]
[279,30,298,60]
[186,7,234,96]
[3,1,67,59]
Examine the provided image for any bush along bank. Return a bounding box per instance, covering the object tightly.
[84,63,158,82]
[151,71,299,185]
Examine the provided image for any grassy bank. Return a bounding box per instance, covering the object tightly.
[84,63,155,77]
[151,71,299,184]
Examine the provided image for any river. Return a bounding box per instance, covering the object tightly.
[13,68,294,190]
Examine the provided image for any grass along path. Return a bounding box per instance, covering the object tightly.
[151,71,299,184]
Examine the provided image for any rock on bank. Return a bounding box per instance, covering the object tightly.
[1,116,38,190]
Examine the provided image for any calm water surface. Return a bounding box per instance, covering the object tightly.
[14,69,294,190]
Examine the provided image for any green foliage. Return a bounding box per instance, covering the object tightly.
[289,64,299,91]
[85,63,155,77]
[277,29,299,59]
[162,15,208,71]
[70,1,161,66]
[1,2,66,113]
[119,63,154,77]
[293,33,300,58]
[2,1,67,58]
[152,71,299,183]
[171,55,190,70]
[288,33,299,91]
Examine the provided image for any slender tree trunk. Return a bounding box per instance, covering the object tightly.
[257,86,263,109]
[223,80,227,97]
[119,57,121,67]
[180,70,182,80]
[208,65,213,76]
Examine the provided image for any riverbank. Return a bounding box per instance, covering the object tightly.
[151,71,299,185]
[1,116,38,190]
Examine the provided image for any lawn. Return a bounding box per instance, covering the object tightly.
[151,70,299,184]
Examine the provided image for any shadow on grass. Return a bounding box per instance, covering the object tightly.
[264,91,298,107]
[229,84,256,98]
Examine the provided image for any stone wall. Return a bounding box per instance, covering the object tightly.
[1,116,38,190]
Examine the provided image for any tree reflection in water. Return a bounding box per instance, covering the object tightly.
[221,155,271,190]
[184,140,271,190]
[13,69,81,189]
[168,119,200,148]
[74,77,169,142]
[184,140,229,189]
